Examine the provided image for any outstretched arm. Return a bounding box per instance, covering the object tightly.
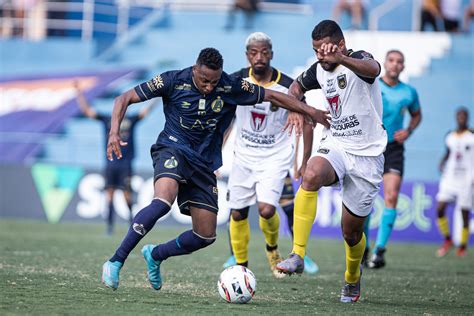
[74,81,97,119]
[107,89,142,161]
[264,89,330,132]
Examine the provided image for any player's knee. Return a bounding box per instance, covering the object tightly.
[342,229,363,247]
[231,207,249,221]
[192,231,216,249]
[302,169,323,191]
[258,205,275,219]
[384,190,399,208]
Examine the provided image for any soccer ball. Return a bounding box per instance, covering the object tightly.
[217,265,256,304]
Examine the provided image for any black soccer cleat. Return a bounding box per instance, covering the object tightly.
[368,247,386,269]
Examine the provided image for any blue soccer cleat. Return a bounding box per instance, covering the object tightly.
[102,260,123,290]
[303,255,319,274]
[222,255,237,268]
[141,244,162,290]
[276,253,304,275]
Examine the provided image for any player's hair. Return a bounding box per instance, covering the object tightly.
[245,32,272,50]
[312,20,344,42]
[386,49,405,62]
[457,106,469,116]
[196,48,223,70]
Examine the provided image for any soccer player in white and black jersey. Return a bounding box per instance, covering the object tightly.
[223,32,318,277]
[435,107,473,258]
[277,20,387,303]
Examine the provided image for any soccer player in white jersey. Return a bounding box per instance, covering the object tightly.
[435,107,473,258]
[225,32,318,277]
[276,20,387,303]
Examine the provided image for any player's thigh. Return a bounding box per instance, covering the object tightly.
[303,156,338,190]
[342,154,384,217]
[177,165,219,217]
[190,207,217,237]
[436,178,458,205]
[458,182,474,210]
[255,168,287,208]
[227,162,257,209]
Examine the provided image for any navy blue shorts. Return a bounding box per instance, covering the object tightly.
[151,144,219,216]
[104,164,132,190]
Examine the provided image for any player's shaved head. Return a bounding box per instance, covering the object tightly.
[196,48,223,70]
[312,20,344,43]
[245,32,272,50]
[386,50,405,63]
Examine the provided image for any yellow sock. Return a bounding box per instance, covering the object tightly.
[437,217,450,238]
[230,217,250,264]
[259,212,280,248]
[461,227,469,247]
[292,188,318,258]
[344,233,366,284]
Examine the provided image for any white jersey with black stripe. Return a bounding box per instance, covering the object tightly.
[232,67,294,167]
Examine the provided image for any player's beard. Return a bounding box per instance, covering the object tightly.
[320,62,337,71]
[252,65,268,76]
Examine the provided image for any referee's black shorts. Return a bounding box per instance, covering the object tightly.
[383,141,405,177]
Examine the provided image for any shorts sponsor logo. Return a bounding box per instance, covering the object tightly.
[211,97,224,113]
[164,156,178,169]
[133,223,147,235]
[337,74,347,89]
[213,186,218,195]
[317,148,330,154]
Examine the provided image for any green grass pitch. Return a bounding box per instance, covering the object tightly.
[1,219,472,315]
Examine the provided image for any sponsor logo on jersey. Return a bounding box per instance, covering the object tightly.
[327,95,342,119]
[241,80,255,93]
[175,83,192,90]
[148,75,164,92]
[337,74,347,89]
[270,103,278,112]
[181,101,191,108]
[250,111,267,132]
[164,156,178,169]
[317,148,330,154]
[216,85,232,93]
[211,97,224,113]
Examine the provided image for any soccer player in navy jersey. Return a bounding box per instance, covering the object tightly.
[75,82,156,235]
[101,48,330,291]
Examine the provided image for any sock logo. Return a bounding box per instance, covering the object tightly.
[31,164,83,223]
[133,223,147,235]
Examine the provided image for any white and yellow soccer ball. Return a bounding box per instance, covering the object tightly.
[217,265,256,304]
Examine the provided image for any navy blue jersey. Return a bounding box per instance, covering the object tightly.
[135,67,265,170]
[96,114,140,165]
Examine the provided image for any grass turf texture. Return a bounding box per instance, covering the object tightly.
[0,219,472,315]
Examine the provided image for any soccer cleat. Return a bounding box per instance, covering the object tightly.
[303,255,319,274]
[368,247,386,269]
[275,253,304,275]
[340,265,362,303]
[141,244,162,290]
[101,260,123,290]
[265,248,285,278]
[436,240,454,257]
[222,255,237,269]
[456,246,467,257]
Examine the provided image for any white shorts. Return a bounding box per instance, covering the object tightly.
[227,161,289,209]
[314,139,384,217]
[436,177,473,209]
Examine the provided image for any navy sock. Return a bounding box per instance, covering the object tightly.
[151,230,216,262]
[110,199,170,263]
[282,203,294,237]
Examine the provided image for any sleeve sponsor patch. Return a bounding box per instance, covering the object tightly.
[147,75,164,92]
